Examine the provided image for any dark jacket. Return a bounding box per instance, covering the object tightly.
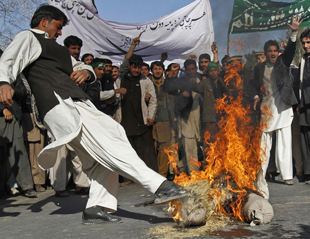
[0,78,28,146]
[252,38,298,106]
[79,81,100,110]
[163,74,203,121]
[194,77,227,123]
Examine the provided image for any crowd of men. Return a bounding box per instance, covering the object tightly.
[0,5,309,224]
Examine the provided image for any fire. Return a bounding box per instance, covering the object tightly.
[221,36,262,54]
[168,201,184,222]
[166,60,271,223]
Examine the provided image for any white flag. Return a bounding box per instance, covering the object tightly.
[48,0,214,63]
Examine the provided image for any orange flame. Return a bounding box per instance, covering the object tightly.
[221,36,262,55]
[168,201,184,222]
[165,60,270,223]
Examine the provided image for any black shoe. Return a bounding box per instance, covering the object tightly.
[82,206,123,224]
[24,189,37,198]
[296,173,305,182]
[154,180,189,204]
[0,190,6,199]
[167,174,175,181]
[75,187,89,195]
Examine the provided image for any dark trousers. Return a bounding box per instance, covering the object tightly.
[267,132,277,174]
[300,126,310,175]
[0,137,34,191]
[128,127,158,173]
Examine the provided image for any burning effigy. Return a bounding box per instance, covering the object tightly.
[165,60,274,228]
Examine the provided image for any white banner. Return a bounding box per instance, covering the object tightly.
[48,0,214,63]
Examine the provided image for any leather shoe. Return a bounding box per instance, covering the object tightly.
[154,181,189,204]
[82,206,123,224]
[24,189,37,198]
[75,187,89,195]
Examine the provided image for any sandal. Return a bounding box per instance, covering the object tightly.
[35,184,46,192]
[284,179,294,185]
[55,190,69,197]
[120,181,134,187]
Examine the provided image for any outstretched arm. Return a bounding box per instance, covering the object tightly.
[120,32,144,73]
[211,42,219,63]
[160,52,168,63]
[282,15,303,67]
[125,32,143,60]
[287,14,303,33]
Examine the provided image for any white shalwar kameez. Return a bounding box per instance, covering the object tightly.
[256,63,294,199]
[0,29,166,212]
[40,93,165,211]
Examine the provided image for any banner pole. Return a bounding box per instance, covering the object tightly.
[227,34,230,56]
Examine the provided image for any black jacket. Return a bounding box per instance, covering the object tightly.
[252,38,298,106]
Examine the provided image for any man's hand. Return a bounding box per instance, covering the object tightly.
[126,32,143,60]
[0,84,14,107]
[147,118,154,126]
[288,14,303,32]
[189,55,197,61]
[171,63,180,72]
[182,91,190,97]
[132,32,143,46]
[114,88,127,95]
[211,42,218,54]
[145,93,151,102]
[281,40,287,49]
[3,108,12,121]
[254,97,260,110]
[70,70,90,84]
[160,52,168,63]
[297,104,300,115]
[202,67,208,75]
[166,63,180,78]
[105,96,116,104]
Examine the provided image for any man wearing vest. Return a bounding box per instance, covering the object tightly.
[0,5,187,224]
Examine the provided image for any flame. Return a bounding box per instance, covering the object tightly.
[168,201,184,222]
[165,59,273,224]
[222,36,262,54]
[190,156,201,171]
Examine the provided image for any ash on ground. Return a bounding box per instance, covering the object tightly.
[147,213,231,239]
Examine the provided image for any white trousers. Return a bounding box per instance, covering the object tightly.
[52,145,90,191]
[42,95,166,212]
[257,125,293,199]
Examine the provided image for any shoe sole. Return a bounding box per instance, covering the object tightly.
[24,195,37,198]
[55,194,69,197]
[154,193,189,204]
[82,219,123,225]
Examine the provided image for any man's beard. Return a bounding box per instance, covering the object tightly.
[103,72,112,77]
[153,75,162,80]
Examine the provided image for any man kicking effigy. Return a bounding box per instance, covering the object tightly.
[0,5,187,224]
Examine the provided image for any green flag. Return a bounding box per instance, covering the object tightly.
[228,0,310,34]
